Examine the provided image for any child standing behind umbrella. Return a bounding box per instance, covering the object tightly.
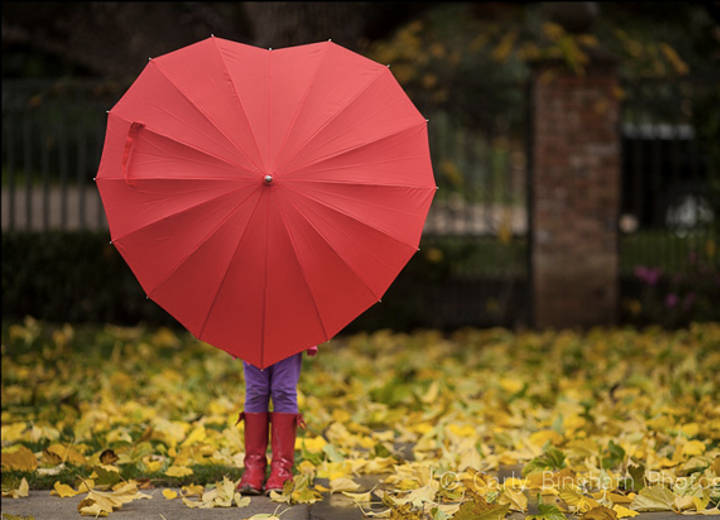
[236,345,318,495]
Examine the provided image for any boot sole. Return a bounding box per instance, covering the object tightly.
[237,486,263,496]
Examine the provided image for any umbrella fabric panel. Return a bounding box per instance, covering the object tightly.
[287,124,433,185]
[286,190,418,302]
[276,194,387,338]
[150,38,266,173]
[111,62,254,172]
[99,114,250,182]
[284,181,435,247]
[111,186,261,296]
[263,42,331,168]
[141,186,264,346]
[279,71,423,175]
[198,190,326,367]
[268,43,386,173]
[262,190,331,366]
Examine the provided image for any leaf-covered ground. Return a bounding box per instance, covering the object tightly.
[2,318,720,519]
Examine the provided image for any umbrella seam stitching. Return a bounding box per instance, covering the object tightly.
[259,192,270,368]
[198,188,267,346]
[278,67,387,173]
[285,184,422,251]
[273,44,330,173]
[284,154,427,176]
[109,185,249,245]
[283,194,382,302]
[150,59,263,174]
[283,179,434,190]
[271,42,333,174]
[211,36,266,174]
[276,199,330,342]
[145,185,264,299]
[108,113,256,177]
[282,120,427,176]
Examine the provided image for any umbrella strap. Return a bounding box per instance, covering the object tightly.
[121,122,145,186]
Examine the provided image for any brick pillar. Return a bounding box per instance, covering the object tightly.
[529,58,620,328]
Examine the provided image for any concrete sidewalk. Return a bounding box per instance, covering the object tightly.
[2,468,718,519]
[3,489,718,520]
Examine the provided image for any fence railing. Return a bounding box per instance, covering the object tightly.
[3,76,717,278]
[618,76,719,275]
[2,79,113,231]
[1,78,531,240]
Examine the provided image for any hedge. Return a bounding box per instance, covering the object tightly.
[1,231,530,332]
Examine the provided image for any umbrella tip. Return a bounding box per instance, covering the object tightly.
[425,118,430,122]
[109,240,113,245]
[436,185,440,190]
[387,64,391,68]
[268,47,273,51]
[148,57,153,61]
[378,298,382,303]
[106,110,110,114]
[328,38,332,42]
[93,177,96,181]
[210,33,215,37]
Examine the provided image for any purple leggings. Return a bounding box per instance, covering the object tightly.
[243,353,302,413]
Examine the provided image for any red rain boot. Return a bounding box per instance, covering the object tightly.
[264,412,306,494]
[236,411,269,495]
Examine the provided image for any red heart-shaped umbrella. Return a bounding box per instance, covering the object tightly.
[96,37,436,368]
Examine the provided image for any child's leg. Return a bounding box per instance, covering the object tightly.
[264,352,303,494]
[243,361,271,412]
[238,361,272,495]
[268,353,302,413]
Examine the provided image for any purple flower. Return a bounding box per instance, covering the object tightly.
[633,265,662,286]
[665,292,679,308]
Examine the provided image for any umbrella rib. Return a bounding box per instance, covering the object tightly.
[198,189,267,341]
[150,60,263,173]
[260,48,272,369]
[283,179,433,190]
[282,120,427,177]
[146,185,264,298]
[260,195,270,369]
[278,67,386,173]
[286,154,427,175]
[110,185,249,244]
[284,195,381,302]
[109,113,255,176]
[276,202,330,343]
[271,42,333,172]
[98,177,246,183]
[211,36,265,174]
[285,185,422,250]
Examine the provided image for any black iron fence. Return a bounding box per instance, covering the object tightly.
[2,79,113,230]
[619,76,719,276]
[1,76,531,328]
[3,75,718,327]
[1,78,530,239]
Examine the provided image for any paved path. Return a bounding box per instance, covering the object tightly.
[3,489,717,519]
[3,469,718,520]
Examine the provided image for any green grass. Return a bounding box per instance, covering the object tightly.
[620,227,718,275]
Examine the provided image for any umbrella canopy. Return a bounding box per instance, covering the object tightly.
[96,37,436,368]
